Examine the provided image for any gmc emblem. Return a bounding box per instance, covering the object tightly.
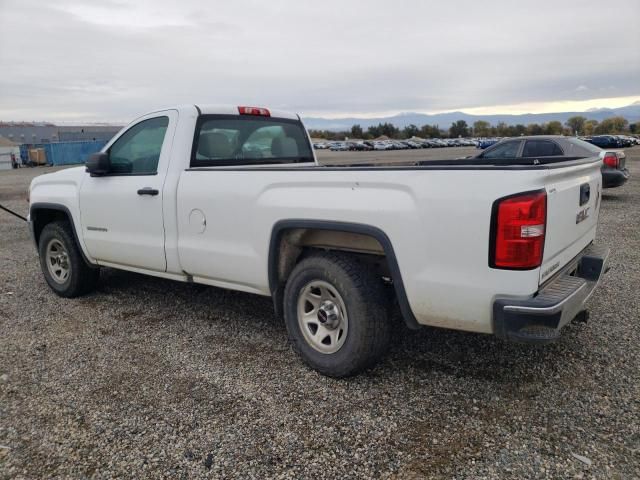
[576,207,590,224]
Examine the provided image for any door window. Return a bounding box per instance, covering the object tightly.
[108,116,169,174]
[482,141,521,159]
[522,140,563,157]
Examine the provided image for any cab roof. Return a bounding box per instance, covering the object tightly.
[195,104,300,120]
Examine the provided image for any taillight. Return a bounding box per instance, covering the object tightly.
[490,190,547,269]
[602,152,618,168]
[237,106,270,117]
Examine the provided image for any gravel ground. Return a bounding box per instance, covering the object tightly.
[0,147,639,479]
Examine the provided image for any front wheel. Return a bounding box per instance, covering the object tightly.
[38,221,99,298]
[283,252,390,377]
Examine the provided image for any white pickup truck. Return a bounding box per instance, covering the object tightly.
[28,105,610,377]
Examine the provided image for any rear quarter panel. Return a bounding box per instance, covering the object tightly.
[176,167,550,333]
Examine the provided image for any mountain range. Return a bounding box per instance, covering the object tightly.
[302,101,640,131]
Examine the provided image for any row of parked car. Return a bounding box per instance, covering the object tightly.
[581,135,640,149]
[314,138,479,151]
[315,134,640,152]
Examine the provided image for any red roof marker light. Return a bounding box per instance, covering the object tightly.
[238,106,270,117]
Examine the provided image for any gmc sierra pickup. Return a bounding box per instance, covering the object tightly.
[28,105,610,377]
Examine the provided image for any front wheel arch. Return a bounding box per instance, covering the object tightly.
[30,203,95,267]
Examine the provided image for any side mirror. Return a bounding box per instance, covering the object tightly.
[86,152,110,176]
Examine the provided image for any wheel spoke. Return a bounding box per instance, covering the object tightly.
[322,286,336,299]
[329,327,342,345]
[314,324,331,343]
[303,310,317,322]
[303,290,321,309]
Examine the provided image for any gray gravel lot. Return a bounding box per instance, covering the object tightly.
[1,147,639,479]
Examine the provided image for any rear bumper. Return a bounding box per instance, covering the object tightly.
[493,244,610,344]
[602,168,629,188]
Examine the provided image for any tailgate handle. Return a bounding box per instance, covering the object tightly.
[579,183,590,206]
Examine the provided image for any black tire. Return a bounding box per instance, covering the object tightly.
[283,251,390,377]
[38,221,99,297]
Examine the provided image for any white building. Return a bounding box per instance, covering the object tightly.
[0,137,20,170]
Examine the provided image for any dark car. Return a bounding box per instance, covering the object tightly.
[615,135,635,148]
[477,138,500,149]
[587,135,623,149]
[475,136,629,189]
[347,142,372,151]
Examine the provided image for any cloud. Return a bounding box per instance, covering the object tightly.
[0,0,639,122]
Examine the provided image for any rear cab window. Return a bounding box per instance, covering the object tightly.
[522,140,563,157]
[564,138,602,157]
[191,115,314,167]
[481,140,522,159]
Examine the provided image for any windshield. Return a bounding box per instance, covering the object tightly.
[191,115,313,167]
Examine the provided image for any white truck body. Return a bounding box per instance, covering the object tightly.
[28,105,610,376]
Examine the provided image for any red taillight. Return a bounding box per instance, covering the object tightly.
[491,191,547,269]
[603,152,618,168]
[237,106,270,117]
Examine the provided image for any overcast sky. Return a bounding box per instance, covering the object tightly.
[1,0,639,123]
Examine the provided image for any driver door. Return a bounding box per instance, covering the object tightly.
[79,110,177,272]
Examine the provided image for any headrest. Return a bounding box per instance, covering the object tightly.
[198,132,233,158]
[271,137,299,157]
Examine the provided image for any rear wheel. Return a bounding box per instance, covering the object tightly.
[38,221,99,297]
[283,252,390,377]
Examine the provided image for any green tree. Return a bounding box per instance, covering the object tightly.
[367,124,380,138]
[367,122,400,139]
[381,122,400,138]
[473,120,491,137]
[545,121,564,135]
[513,124,527,136]
[526,123,543,135]
[495,122,509,136]
[565,116,587,135]
[350,124,364,139]
[419,124,441,138]
[595,116,629,134]
[630,123,639,134]
[449,120,469,138]
[402,124,420,139]
[583,119,598,136]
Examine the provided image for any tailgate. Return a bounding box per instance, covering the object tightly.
[539,158,602,284]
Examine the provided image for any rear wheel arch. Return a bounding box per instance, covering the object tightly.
[268,219,420,329]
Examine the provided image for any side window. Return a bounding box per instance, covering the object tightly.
[108,116,169,174]
[522,140,563,157]
[482,141,521,159]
